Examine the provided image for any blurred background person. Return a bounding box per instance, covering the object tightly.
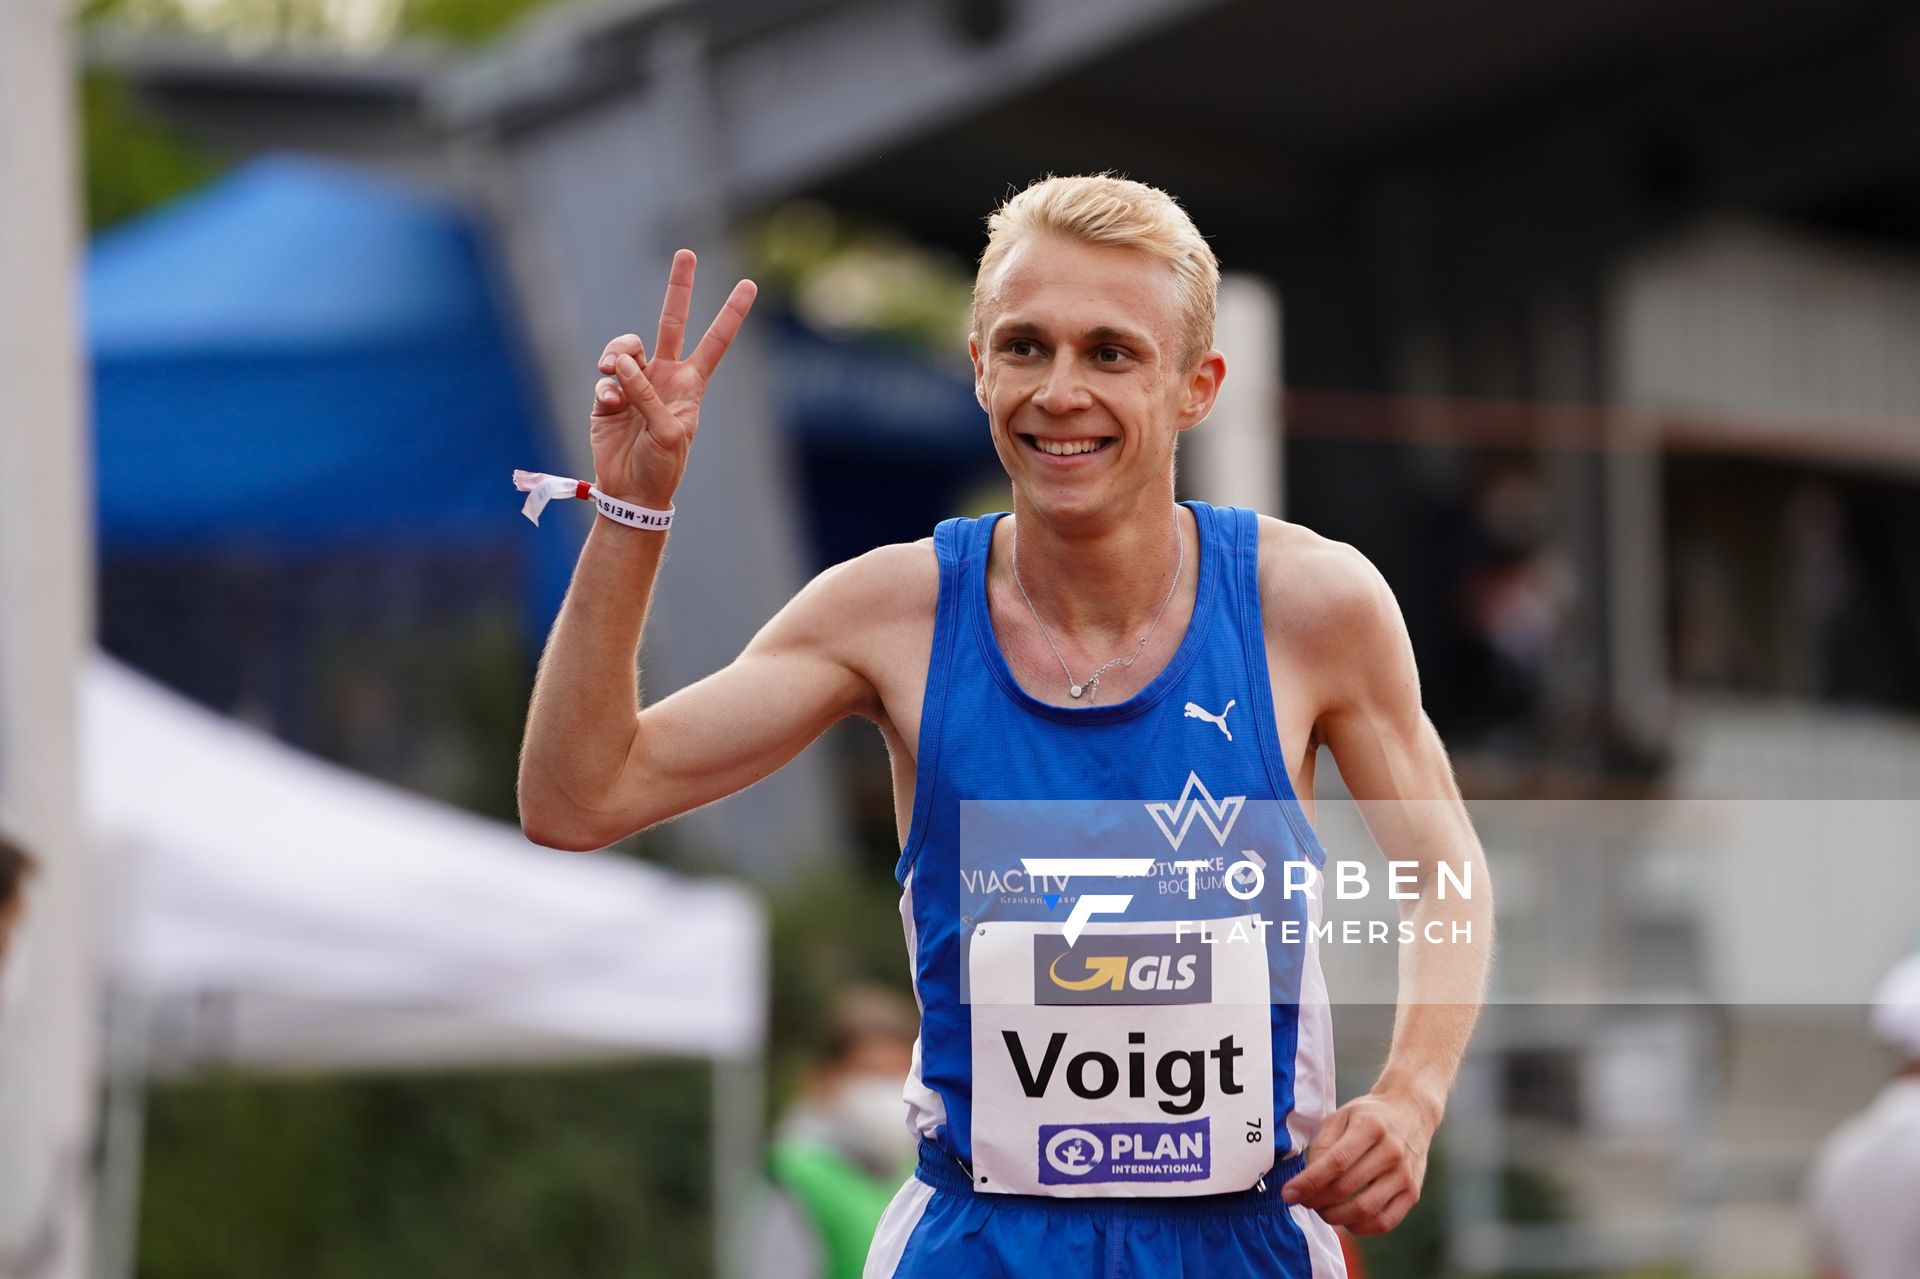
[1420,459,1575,763]
[1805,953,1920,1279]
[0,834,36,1020]
[754,985,919,1279]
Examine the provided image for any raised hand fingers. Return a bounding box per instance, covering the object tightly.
[599,333,647,374]
[593,375,625,415]
[656,249,697,362]
[611,353,681,439]
[688,279,759,380]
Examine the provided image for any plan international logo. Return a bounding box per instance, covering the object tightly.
[1037,1120,1211,1185]
[1022,772,1246,944]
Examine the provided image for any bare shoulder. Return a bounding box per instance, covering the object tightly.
[1254,515,1422,728]
[820,536,939,618]
[772,535,938,719]
[772,537,935,629]
[1253,515,1401,649]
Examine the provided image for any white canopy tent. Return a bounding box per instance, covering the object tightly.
[80,655,767,1276]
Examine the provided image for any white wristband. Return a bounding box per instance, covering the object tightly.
[590,491,675,531]
[512,470,675,532]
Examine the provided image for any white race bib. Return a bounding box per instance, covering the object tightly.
[965,916,1277,1196]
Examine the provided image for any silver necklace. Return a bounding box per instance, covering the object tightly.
[1010,511,1183,703]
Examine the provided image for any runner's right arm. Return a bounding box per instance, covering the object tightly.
[518,523,881,850]
[516,250,878,851]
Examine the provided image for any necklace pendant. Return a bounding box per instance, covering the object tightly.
[1069,683,1084,699]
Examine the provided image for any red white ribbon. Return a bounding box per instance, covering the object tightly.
[512,470,593,525]
[512,470,674,531]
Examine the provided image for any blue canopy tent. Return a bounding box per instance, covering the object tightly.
[86,155,1001,740]
[768,313,999,568]
[87,154,576,761]
[88,153,572,620]
[86,153,993,619]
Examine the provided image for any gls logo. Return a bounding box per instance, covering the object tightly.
[1021,773,1247,943]
[1034,934,1212,1005]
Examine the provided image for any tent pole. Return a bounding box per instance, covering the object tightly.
[712,1053,764,1279]
[0,0,95,1274]
[90,986,151,1279]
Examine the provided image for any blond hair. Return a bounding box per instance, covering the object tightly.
[972,173,1220,367]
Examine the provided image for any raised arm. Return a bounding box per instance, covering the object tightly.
[517,250,876,851]
[1272,531,1496,1233]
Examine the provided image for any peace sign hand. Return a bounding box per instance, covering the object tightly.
[590,249,758,509]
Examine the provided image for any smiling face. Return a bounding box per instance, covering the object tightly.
[971,232,1224,526]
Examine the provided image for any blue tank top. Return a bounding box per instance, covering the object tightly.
[895,500,1337,1199]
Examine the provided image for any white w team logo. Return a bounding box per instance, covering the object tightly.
[1017,773,1248,944]
[1146,772,1245,850]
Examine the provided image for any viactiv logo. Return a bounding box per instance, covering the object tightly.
[1037,1120,1210,1185]
[1034,933,1212,1005]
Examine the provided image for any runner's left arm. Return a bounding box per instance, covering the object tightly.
[1271,536,1495,1235]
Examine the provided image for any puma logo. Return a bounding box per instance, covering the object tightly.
[1183,699,1235,741]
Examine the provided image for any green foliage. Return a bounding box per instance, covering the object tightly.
[131,869,911,1279]
[72,0,577,247]
[306,602,533,824]
[1352,1140,1453,1279]
[73,0,573,236]
[78,0,565,50]
[80,0,359,43]
[1352,1141,1579,1279]
[78,70,228,232]
[139,1063,714,1279]
[743,202,976,355]
[763,868,916,1105]
[389,0,554,45]
[78,0,202,33]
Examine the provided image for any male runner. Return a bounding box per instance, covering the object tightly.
[518,175,1493,1277]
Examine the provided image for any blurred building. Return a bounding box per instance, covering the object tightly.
[85,0,1920,1272]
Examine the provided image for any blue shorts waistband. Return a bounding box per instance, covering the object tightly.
[913,1138,1309,1217]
